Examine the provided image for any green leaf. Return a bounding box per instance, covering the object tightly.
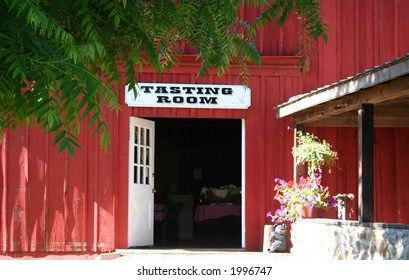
[57,137,69,154]
[100,130,110,152]
[47,113,54,128]
[66,141,75,158]
[88,44,95,61]
[93,122,105,135]
[53,130,66,145]
[114,14,120,27]
[12,66,21,79]
[88,113,100,128]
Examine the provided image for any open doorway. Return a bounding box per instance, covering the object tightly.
[152,118,243,248]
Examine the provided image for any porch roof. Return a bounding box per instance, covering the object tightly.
[276,53,409,127]
[275,53,409,223]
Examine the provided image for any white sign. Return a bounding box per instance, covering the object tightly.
[125,83,251,109]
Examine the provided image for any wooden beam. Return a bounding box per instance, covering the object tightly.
[298,109,409,127]
[358,104,374,223]
[290,76,409,125]
[299,112,358,127]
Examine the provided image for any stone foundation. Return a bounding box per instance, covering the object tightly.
[291,219,409,260]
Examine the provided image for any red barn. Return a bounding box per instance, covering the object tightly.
[1,0,409,256]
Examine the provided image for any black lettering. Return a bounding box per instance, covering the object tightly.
[186,97,197,103]
[173,96,184,103]
[157,96,171,103]
[205,87,219,94]
[221,87,233,95]
[155,86,168,94]
[199,97,217,104]
[196,87,204,94]
[140,86,154,93]
[169,86,181,94]
[182,87,195,94]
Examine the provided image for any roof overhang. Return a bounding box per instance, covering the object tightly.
[276,54,409,127]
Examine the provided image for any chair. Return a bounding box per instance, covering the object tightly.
[161,202,184,245]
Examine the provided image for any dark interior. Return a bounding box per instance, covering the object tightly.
[152,118,242,248]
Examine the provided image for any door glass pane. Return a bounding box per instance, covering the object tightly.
[133,165,137,184]
[140,147,144,164]
[145,167,149,184]
[134,146,138,164]
[146,129,150,147]
[139,167,143,184]
[134,127,139,144]
[145,148,150,165]
[141,128,145,145]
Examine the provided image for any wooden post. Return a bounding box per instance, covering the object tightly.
[358,104,374,223]
[293,123,305,182]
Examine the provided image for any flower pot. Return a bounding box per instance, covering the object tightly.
[295,204,314,219]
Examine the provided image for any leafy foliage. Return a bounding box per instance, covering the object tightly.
[292,131,338,176]
[0,0,329,156]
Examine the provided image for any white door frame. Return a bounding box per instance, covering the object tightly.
[241,119,246,249]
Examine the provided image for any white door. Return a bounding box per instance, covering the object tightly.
[128,117,155,247]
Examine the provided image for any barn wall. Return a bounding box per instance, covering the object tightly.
[0,107,118,253]
[1,0,409,253]
[301,0,409,225]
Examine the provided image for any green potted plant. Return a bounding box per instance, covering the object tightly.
[292,131,338,177]
[267,131,338,223]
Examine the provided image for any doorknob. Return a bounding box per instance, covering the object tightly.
[152,189,157,193]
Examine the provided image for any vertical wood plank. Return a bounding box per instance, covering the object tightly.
[244,75,264,250]
[395,128,409,224]
[65,125,87,251]
[115,70,132,249]
[27,126,47,251]
[0,132,8,252]
[358,104,374,223]
[343,128,359,220]
[46,143,66,251]
[96,107,115,250]
[373,128,397,223]
[7,127,29,251]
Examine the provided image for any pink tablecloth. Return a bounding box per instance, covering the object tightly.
[194,205,241,223]
[154,204,166,221]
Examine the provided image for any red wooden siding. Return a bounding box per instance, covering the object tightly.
[1,0,409,254]
[395,129,409,224]
[1,112,118,253]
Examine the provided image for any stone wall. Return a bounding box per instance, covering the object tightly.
[290,219,409,260]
